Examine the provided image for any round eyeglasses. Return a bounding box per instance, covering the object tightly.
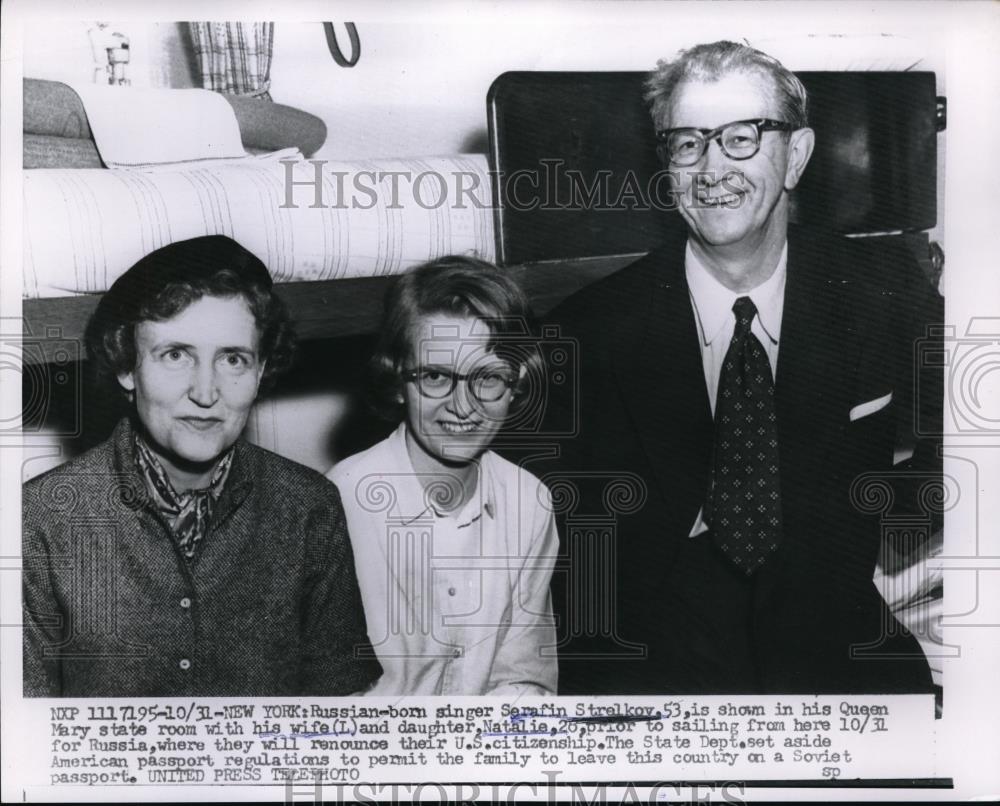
[656,118,794,167]
[401,367,518,403]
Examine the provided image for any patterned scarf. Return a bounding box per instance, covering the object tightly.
[133,433,234,560]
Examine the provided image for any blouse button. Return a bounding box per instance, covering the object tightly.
[179,597,192,609]
[179,659,192,671]
[448,587,456,596]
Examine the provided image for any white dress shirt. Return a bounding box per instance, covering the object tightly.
[328,423,558,695]
[686,241,787,537]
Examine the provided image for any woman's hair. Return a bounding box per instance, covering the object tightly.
[369,254,543,421]
[85,235,295,394]
[644,40,809,130]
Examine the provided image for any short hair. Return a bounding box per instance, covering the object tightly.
[644,40,809,130]
[85,235,295,394]
[369,255,543,421]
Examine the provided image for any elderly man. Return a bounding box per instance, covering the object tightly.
[548,41,943,694]
[22,236,381,696]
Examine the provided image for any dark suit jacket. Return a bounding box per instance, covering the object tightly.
[538,224,943,694]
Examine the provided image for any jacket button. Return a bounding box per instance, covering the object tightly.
[452,649,461,658]
[179,597,192,609]
[179,659,192,671]
[447,587,456,596]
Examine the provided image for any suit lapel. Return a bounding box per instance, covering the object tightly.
[755,227,861,598]
[775,228,860,478]
[614,235,715,531]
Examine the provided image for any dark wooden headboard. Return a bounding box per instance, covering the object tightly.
[488,71,942,266]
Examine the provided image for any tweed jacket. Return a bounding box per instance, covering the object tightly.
[23,417,381,697]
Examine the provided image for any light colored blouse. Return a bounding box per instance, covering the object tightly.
[328,423,558,695]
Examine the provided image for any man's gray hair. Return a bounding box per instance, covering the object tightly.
[645,40,809,130]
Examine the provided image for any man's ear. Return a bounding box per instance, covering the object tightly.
[784,127,815,191]
[117,371,136,394]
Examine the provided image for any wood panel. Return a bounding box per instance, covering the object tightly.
[20,254,641,365]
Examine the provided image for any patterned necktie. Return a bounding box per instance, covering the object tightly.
[703,296,782,574]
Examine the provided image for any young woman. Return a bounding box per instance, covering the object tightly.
[329,255,557,695]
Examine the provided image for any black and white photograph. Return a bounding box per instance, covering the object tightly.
[2,0,998,802]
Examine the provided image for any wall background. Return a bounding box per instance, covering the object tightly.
[22,11,944,160]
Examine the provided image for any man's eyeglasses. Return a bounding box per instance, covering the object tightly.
[401,367,518,403]
[656,119,794,167]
